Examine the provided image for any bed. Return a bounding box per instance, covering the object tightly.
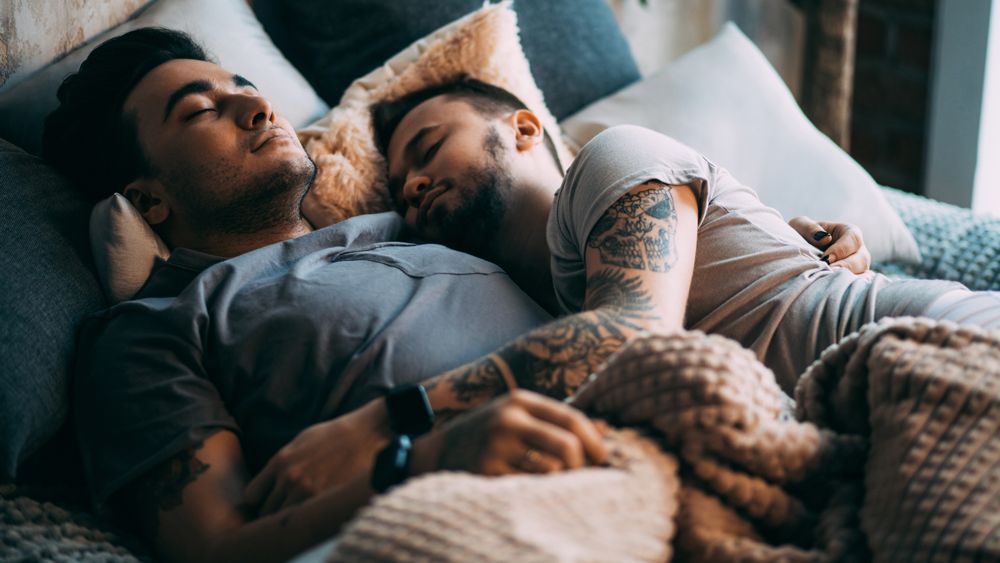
[2,0,999,560]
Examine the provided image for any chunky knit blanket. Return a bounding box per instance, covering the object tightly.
[328,317,1000,562]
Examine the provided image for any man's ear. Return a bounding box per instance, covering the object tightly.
[510,109,545,153]
[123,179,171,226]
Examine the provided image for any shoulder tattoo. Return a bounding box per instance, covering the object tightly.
[587,185,678,273]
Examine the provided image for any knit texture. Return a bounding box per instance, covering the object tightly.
[876,186,1000,289]
[330,319,1000,562]
[329,430,680,562]
[4,318,999,561]
[0,484,150,562]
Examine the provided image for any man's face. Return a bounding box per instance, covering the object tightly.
[386,96,513,254]
[124,59,315,233]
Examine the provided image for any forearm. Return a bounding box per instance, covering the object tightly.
[420,305,648,417]
[204,471,372,563]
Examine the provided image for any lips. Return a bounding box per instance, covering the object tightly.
[251,128,291,153]
[417,184,449,231]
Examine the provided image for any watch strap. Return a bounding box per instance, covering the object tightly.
[371,434,413,493]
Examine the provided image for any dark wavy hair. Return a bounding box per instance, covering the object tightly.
[43,28,211,203]
[370,76,562,172]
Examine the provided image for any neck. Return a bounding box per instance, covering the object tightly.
[165,214,314,258]
[488,179,560,314]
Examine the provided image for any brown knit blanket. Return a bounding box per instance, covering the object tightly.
[328,317,1000,562]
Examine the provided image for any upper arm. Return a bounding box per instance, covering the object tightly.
[114,429,250,563]
[582,181,700,332]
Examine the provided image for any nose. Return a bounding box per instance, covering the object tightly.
[238,93,275,130]
[402,174,431,208]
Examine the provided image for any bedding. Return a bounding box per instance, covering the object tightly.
[3,0,1000,561]
[560,23,921,266]
[297,1,573,228]
[252,0,640,122]
[325,319,1000,561]
[0,138,104,480]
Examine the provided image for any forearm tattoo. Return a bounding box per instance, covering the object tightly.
[587,185,678,272]
[115,441,211,540]
[434,270,657,404]
[429,187,675,409]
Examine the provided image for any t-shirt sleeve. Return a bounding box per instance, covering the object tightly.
[546,125,714,313]
[74,302,239,506]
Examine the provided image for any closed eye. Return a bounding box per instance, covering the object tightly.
[423,139,443,164]
[185,108,216,121]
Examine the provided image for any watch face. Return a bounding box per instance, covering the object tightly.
[387,384,434,435]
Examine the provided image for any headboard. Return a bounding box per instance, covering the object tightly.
[0,0,150,90]
[0,0,858,147]
[794,0,860,150]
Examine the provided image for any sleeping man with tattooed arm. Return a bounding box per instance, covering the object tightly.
[48,30,880,563]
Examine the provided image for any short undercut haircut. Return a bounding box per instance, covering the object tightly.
[43,28,211,203]
[371,76,563,172]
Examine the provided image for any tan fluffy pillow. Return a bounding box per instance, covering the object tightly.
[297,1,573,227]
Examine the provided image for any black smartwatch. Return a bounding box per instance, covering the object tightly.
[371,434,413,493]
[385,383,434,436]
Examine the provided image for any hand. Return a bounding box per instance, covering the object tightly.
[244,398,391,517]
[788,216,871,274]
[411,389,608,477]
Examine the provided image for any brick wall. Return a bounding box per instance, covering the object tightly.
[850,0,936,194]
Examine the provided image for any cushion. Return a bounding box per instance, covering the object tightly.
[90,194,170,304]
[560,23,922,265]
[252,0,640,121]
[0,0,329,155]
[0,137,105,479]
[296,1,573,227]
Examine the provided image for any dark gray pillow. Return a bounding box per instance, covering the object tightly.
[0,138,105,479]
[252,0,641,120]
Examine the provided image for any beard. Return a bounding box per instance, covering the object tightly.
[169,152,317,236]
[432,127,513,257]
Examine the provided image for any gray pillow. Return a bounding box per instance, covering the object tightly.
[252,0,641,120]
[0,138,105,479]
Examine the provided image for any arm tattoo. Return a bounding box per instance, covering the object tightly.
[431,270,658,403]
[587,186,678,272]
[426,187,674,410]
[115,441,211,540]
[449,358,508,403]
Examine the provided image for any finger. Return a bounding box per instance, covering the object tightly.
[788,216,831,249]
[258,478,290,517]
[821,227,864,265]
[277,486,311,514]
[518,422,582,470]
[515,393,607,465]
[829,248,871,274]
[512,444,564,474]
[244,465,276,508]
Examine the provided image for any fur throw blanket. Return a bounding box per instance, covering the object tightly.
[328,317,1000,562]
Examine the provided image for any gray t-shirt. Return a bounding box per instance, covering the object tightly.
[75,212,551,505]
[548,125,958,390]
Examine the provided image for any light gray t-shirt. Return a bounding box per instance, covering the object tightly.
[75,212,551,505]
[548,125,958,391]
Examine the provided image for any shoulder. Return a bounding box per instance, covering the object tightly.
[572,125,706,174]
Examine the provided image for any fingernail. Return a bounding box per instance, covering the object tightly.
[813,231,829,241]
[820,255,830,263]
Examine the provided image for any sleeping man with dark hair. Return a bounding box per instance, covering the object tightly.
[48,28,882,563]
[371,76,1000,393]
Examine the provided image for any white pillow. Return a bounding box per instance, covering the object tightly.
[0,0,329,155]
[560,23,921,265]
[90,194,170,304]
